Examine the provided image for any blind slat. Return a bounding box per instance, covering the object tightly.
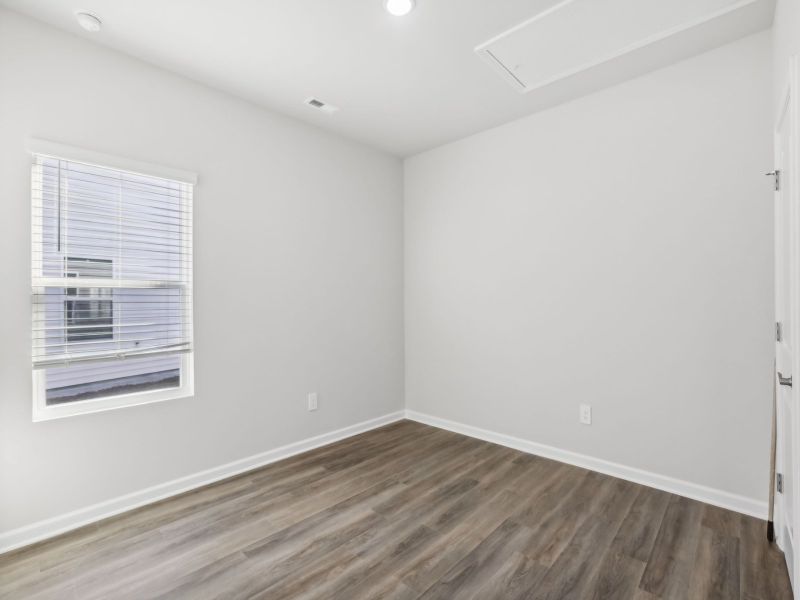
[33,344,192,370]
[33,277,186,289]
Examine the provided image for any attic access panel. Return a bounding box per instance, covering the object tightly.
[475,0,754,93]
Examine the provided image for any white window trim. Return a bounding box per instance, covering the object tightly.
[30,140,196,422]
[27,139,198,185]
[32,355,194,421]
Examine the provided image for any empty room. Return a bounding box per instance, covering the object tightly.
[0,0,799,598]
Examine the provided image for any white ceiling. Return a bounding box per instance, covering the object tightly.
[0,0,775,156]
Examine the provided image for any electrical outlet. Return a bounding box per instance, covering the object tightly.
[308,392,318,412]
[579,404,591,425]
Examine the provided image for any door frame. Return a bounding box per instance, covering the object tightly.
[776,54,800,591]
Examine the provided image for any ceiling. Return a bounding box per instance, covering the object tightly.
[0,0,776,156]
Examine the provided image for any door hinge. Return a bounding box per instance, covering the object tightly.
[767,170,781,192]
[777,322,783,342]
[777,472,784,494]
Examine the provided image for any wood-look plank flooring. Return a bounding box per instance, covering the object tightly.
[0,420,792,599]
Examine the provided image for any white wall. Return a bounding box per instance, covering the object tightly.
[0,9,404,535]
[405,32,774,503]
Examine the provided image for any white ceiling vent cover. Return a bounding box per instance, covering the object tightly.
[304,97,339,114]
[475,0,756,93]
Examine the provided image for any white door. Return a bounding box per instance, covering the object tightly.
[776,56,800,591]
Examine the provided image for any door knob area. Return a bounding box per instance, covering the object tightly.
[778,372,793,387]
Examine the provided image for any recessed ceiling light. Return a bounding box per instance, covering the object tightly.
[384,0,415,17]
[75,12,102,32]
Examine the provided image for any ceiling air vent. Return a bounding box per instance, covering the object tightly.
[304,97,339,114]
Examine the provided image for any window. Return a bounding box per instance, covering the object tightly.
[64,258,114,342]
[31,142,194,420]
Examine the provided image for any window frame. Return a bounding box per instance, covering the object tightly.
[30,140,196,422]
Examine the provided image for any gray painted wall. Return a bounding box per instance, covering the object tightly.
[404,32,774,503]
[0,9,404,534]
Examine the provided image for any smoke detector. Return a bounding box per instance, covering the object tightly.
[304,97,339,115]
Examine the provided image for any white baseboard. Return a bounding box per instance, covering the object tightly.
[1,408,766,554]
[405,410,767,519]
[0,411,404,555]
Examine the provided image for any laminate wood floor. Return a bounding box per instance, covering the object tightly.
[0,420,792,599]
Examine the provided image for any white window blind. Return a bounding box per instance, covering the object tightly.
[31,155,193,372]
